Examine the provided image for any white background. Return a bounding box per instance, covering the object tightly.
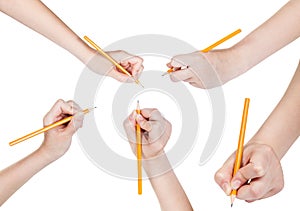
[0,0,299,210]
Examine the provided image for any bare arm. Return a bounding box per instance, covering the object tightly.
[215,61,300,202]
[0,0,144,81]
[168,0,300,88]
[0,0,93,63]
[230,0,300,76]
[0,100,83,206]
[144,155,193,211]
[251,60,300,159]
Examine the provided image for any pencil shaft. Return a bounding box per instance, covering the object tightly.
[137,123,142,194]
[9,108,91,146]
[233,98,250,174]
[164,29,241,74]
[202,29,241,53]
[83,36,131,77]
[230,98,250,205]
[136,102,142,195]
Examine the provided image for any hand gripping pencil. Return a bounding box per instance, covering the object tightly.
[9,107,96,146]
[162,29,241,76]
[84,36,144,88]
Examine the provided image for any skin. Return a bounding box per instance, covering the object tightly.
[0,99,84,206]
[215,61,300,202]
[0,0,144,82]
[167,0,300,89]
[123,108,193,211]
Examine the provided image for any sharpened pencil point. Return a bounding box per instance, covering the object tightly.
[231,203,233,208]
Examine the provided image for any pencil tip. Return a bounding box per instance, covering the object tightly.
[231,203,233,208]
[139,82,144,88]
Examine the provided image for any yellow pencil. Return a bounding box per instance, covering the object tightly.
[163,29,241,76]
[9,107,96,146]
[136,100,142,195]
[231,98,250,207]
[83,36,144,88]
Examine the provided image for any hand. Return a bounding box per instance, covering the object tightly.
[123,108,172,159]
[39,99,84,161]
[214,142,284,202]
[87,50,144,82]
[167,50,242,89]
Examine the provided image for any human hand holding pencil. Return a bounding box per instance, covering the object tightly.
[215,98,283,204]
[0,100,86,206]
[123,108,171,159]
[166,29,242,89]
[215,142,284,203]
[123,108,193,211]
[84,36,144,85]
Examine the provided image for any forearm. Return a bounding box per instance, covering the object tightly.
[0,0,94,63]
[0,147,53,206]
[250,61,300,159]
[144,154,193,211]
[232,0,300,72]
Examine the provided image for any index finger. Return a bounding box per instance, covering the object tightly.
[43,99,75,126]
[214,153,236,195]
[170,69,193,82]
[140,108,163,121]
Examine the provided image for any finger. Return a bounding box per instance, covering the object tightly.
[136,114,153,131]
[214,154,236,195]
[166,62,172,68]
[257,187,283,201]
[170,56,187,68]
[148,120,168,144]
[43,99,74,126]
[189,82,202,88]
[140,108,162,121]
[183,77,194,82]
[122,56,143,75]
[63,114,84,135]
[66,100,81,114]
[237,180,268,201]
[134,65,144,80]
[231,162,266,190]
[131,64,144,79]
[71,111,85,129]
[170,69,193,82]
[108,69,134,83]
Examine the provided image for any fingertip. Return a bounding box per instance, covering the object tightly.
[222,183,232,196]
[166,62,172,68]
[231,180,242,190]
[169,73,179,82]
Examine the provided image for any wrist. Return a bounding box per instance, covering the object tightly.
[203,47,249,84]
[247,134,285,160]
[36,143,63,164]
[143,152,173,178]
[79,45,98,64]
[34,147,58,165]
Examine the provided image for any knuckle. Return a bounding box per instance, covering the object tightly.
[56,99,64,105]
[252,164,265,177]
[248,186,263,199]
[214,171,226,184]
[170,75,178,82]
[123,119,131,129]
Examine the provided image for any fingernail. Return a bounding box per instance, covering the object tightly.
[222,183,231,195]
[232,180,241,190]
